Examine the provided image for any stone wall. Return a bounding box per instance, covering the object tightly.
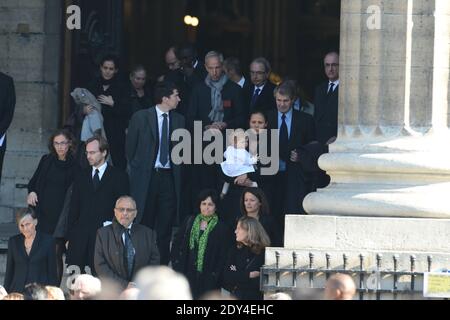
[0,0,62,223]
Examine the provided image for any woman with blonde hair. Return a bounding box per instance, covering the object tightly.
[222,216,270,300]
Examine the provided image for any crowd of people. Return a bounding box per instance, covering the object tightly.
[0,43,341,300]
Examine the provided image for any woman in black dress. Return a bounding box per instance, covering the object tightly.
[222,216,270,300]
[87,54,128,169]
[27,129,78,283]
[3,208,57,293]
[171,189,232,299]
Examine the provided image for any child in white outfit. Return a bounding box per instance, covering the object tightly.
[220,130,258,199]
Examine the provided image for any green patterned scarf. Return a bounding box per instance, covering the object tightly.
[189,213,218,273]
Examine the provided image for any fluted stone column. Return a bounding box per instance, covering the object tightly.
[263,1,450,299]
[304,0,450,218]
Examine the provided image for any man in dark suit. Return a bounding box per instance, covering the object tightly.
[313,51,340,188]
[188,51,246,201]
[66,135,129,275]
[267,81,315,242]
[94,196,160,289]
[126,81,185,265]
[244,57,277,117]
[0,72,16,187]
[223,57,250,90]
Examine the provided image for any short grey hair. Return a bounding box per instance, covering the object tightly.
[115,196,137,209]
[135,266,192,300]
[251,57,271,74]
[273,81,297,100]
[72,274,102,297]
[205,51,224,64]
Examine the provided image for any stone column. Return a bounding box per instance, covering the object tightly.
[263,0,450,299]
[304,0,450,218]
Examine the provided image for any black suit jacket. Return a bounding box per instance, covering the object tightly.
[267,109,316,212]
[188,80,246,130]
[66,164,129,268]
[4,232,57,293]
[0,72,16,138]
[313,81,339,145]
[126,107,185,224]
[267,109,316,162]
[94,219,160,289]
[244,81,277,116]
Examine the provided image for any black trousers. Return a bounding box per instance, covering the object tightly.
[141,169,176,265]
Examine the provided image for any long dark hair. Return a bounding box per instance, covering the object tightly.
[48,129,77,158]
[240,187,271,217]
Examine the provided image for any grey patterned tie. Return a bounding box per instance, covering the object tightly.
[123,229,135,279]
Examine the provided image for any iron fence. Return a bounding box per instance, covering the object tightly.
[261,251,434,300]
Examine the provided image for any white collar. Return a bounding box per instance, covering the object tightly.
[237,77,246,88]
[329,79,340,87]
[155,105,169,117]
[92,161,107,177]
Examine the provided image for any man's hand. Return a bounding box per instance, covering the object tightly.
[98,95,114,107]
[290,150,301,162]
[27,192,38,206]
[249,271,260,278]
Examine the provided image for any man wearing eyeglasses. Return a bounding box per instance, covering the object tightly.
[312,51,340,189]
[244,57,277,116]
[66,135,129,276]
[94,196,160,289]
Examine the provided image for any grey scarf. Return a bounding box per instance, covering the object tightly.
[205,74,228,123]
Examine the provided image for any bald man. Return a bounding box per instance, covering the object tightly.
[324,273,356,300]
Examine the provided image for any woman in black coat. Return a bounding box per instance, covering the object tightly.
[3,208,57,293]
[239,187,281,246]
[222,216,270,300]
[171,189,232,299]
[125,65,154,120]
[218,111,275,228]
[27,129,78,283]
[87,54,128,170]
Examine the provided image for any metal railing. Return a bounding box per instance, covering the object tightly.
[261,251,434,300]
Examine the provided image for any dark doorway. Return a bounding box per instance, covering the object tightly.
[65,0,340,119]
[123,0,341,100]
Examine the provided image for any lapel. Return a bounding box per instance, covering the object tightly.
[316,83,339,121]
[111,221,128,276]
[22,231,42,259]
[289,110,298,147]
[93,164,111,193]
[147,107,157,141]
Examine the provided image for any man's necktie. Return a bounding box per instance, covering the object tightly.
[160,113,169,166]
[92,169,100,190]
[124,229,135,279]
[327,83,335,96]
[279,114,289,161]
[251,88,261,107]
